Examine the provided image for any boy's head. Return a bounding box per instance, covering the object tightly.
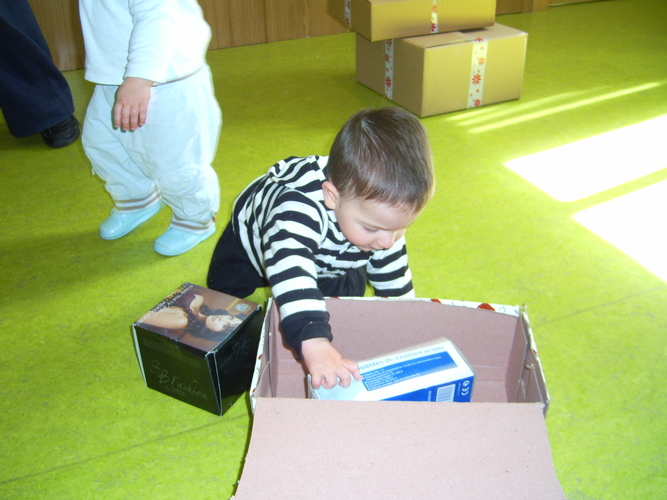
[322,107,435,252]
[325,106,435,213]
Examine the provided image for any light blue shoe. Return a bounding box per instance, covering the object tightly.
[154,225,216,256]
[99,202,163,240]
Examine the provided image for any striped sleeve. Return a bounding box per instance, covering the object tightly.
[261,190,333,354]
[367,236,415,298]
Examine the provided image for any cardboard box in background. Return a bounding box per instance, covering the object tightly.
[309,337,475,402]
[232,297,565,499]
[132,283,263,416]
[356,23,528,117]
[329,0,496,41]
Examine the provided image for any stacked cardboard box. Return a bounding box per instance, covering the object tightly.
[329,0,497,41]
[328,0,528,117]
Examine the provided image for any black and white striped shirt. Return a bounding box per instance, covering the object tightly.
[233,155,415,350]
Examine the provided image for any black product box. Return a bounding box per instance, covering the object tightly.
[131,282,264,415]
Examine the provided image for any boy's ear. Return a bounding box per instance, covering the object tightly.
[322,181,339,210]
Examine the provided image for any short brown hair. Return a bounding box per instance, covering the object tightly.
[327,107,434,212]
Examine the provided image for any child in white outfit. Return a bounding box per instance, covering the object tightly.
[79,0,222,256]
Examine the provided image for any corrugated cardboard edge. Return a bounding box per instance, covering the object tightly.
[520,304,552,415]
[248,309,270,414]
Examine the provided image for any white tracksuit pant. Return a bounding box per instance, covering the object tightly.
[82,65,222,233]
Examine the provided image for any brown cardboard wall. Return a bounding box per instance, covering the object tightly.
[256,298,547,407]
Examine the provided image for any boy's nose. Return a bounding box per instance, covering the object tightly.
[377,232,395,249]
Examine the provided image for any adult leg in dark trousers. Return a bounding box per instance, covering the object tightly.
[0,0,79,147]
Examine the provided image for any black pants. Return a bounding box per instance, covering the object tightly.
[207,221,367,299]
[0,0,74,137]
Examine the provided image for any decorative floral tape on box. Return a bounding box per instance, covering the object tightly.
[384,39,394,99]
[465,35,488,108]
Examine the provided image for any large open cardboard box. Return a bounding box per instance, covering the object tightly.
[329,0,496,41]
[233,297,565,499]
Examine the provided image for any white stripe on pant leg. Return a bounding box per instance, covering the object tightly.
[170,213,214,233]
[114,190,161,212]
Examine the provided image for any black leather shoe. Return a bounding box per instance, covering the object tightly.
[41,115,81,148]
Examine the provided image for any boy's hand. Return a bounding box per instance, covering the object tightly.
[114,77,154,131]
[301,337,362,390]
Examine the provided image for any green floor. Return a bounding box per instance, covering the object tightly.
[2,0,666,498]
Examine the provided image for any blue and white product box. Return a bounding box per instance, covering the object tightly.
[309,338,475,402]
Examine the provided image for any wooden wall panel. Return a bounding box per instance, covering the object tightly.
[522,0,551,12]
[496,0,524,15]
[263,0,346,42]
[199,0,227,49]
[496,0,551,14]
[28,0,594,72]
[306,0,349,38]
[227,0,268,46]
[28,0,84,71]
[265,0,308,42]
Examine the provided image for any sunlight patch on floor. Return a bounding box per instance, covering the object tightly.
[574,180,667,282]
[444,89,592,126]
[469,82,663,134]
[504,114,667,202]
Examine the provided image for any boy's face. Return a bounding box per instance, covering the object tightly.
[322,181,420,252]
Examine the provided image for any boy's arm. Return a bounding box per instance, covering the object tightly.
[367,236,416,297]
[261,191,360,386]
[114,77,153,131]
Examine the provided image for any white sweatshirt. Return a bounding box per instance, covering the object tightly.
[79,0,212,85]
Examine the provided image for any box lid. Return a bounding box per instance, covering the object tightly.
[404,23,528,50]
[233,398,565,499]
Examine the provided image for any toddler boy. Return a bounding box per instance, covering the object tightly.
[207,107,434,388]
[79,0,222,256]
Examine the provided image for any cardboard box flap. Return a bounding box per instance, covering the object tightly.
[404,30,473,49]
[405,23,527,50]
[234,398,566,499]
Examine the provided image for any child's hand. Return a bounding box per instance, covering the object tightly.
[301,337,362,390]
[114,77,154,131]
